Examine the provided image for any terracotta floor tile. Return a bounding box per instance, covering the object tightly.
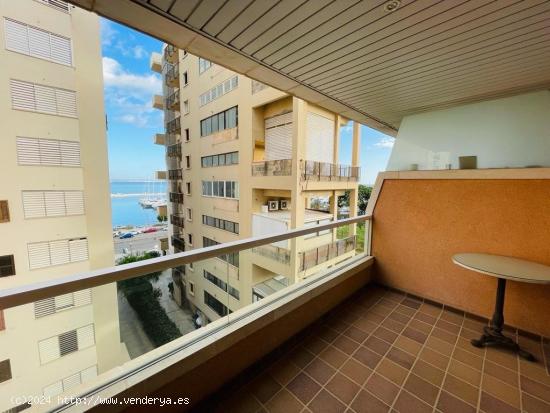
[414,312,437,326]
[372,304,393,317]
[353,318,378,335]
[387,347,416,370]
[459,327,479,341]
[326,373,360,404]
[353,345,383,369]
[222,391,263,413]
[381,318,406,334]
[484,360,518,386]
[396,304,417,317]
[319,345,348,369]
[393,389,432,413]
[412,359,445,387]
[521,375,550,404]
[373,326,398,344]
[436,319,461,335]
[362,311,385,325]
[403,373,440,405]
[519,359,550,386]
[408,318,433,334]
[440,309,464,326]
[394,335,422,357]
[308,389,345,413]
[344,326,369,344]
[443,374,480,406]
[316,326,340,344]
[333,335,360,355]
[340,358,372,386]
[448,359,481,387]
[402,327,428,345]
[290,348,316,369]
[364,335,392,356]
[419,302,442,318]
[287,372,322,404]
[452,347,483,371]
[482,373,520,408]
[522,392,550,413]
[376,358,409,386]
[364,373,400,406]
[385,291,406,303]
[463,317,487,332]
[425,336,454,357]
[269,360,301,386]
[265,389,304,413]
[351,390,391,413]
[419,347,450,370]
[303,336,330,355]
[479,391,521,413]
[431,328,458,345]
[485,347,518,371]
[388,310,410,325]
[455,337,485,357]
[249,374,282,403]
[401,298,422,310]
[304,357,336,385]
[436,390,476,413]
[379,298,399,309]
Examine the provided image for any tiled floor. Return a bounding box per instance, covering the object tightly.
[198,285,550,413]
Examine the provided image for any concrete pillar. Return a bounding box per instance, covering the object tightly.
[334,115,341,165]
[352,121,361,167]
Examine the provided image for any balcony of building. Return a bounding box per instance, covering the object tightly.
[169,192,184,205]
[168,169,182,180]
[153,133,165,145]
[166,116,181,135]
[166,142,181,158]
[171,232,185,252]
[165,90,180,112]
[163,44,178,64]
[170,214,185,229]
[154,170,166,180]
[152,94,163,110]
[165,63,179,88]
[150,51,162,73]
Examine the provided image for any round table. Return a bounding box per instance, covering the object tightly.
[452,253,550,361]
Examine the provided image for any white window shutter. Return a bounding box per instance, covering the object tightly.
[4,19,29,55]
[34,297,56,318]
[34,84,57,114]
[62,372,81,391]
[28,26,51,60]
[55,89,77,117]
[22,191,46,218]
[73,289,92,306]
[54,293,74,310]
[77,325,95,349]
[49,239,70,266]
[50,34,71,65]
[64,191,84,215]
[306,112,335,164]
[265,112,293,161]
[39,336,61,364]
[43,381,63,397]
[39,139,62,165]
[69,238,88,262]
[60,140,80,166]
[10,79,36,111]
[28,241,51,269]
[17,137,41,165]
[80,365,97,383]
[44,191,66,216]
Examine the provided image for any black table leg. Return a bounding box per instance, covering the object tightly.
[471,278,535,361]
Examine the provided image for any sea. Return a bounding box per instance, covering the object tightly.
[110,181,167,228]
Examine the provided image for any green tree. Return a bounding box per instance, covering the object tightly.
[358,185,372,214]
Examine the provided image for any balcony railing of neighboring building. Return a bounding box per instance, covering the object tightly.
[166,133,180,146]
[251,159,292,177]
[165,64,179,87]
[167,143,181,158]
[302,160,360,182]
[169,192,184,204]
[298,235,357,271]
[168,169,182,180]
[252,244,291,265]
[171,234,185,251]
[165,90,180,111]
[166,116,181,134]
[164,44,178,64]
[170,214,185,228]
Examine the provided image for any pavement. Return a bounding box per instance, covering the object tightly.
[113,230,169,259]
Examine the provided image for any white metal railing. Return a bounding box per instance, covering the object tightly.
[0,215,371,310]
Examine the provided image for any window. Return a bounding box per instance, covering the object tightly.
[198,57,212,74]
[22,190,84,218]
[0,201,9,223]
[28,237,88,269]
[187,234,193,245]
[17,137,80,167]
[199,76,238,107]
[43,365,97,397]
[38,324,95,364]
[0,359,12,384]
[203,270,240,300]
[201,180,238,199]
[201,151,238,168]
[188,281,194,296]
[0,255,15,277]
[183,71,188,85]
[185,155,191,168]
[183,100,189,114]
[58,330,78,356]
[204,291,229,317]
[187,208,192,221]
[37,0,71,13]
[203,237,239,267]
[186,182,191,195]
[10,79,77,117]
[4,18,72,66]
[202,215,239,234]
[184,128,190,142]
[34,289,92,318]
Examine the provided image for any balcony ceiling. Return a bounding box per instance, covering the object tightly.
[71,0,550,136]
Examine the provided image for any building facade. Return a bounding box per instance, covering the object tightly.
[151,46,361,325]
[0,1,126,409]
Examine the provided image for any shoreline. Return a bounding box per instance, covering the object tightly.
[111,192,166,198]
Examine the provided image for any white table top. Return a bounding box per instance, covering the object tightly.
[452,253,550,284]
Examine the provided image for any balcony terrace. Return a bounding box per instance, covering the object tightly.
[168,169,182,180]
[166,116,181,134]
[170,214,185,228]
[163,44,177,64]
[165,64,179,87]
[169,192,184,204]
[166,142,181,158]
[165,90,180,111]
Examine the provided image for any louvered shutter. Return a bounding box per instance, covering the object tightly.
[22,191,46,218]
[28,242,51,269]
[306,112,335,163]
[34,297,56,318]
[35,84,57,114]
[59,330,78,356]
[39,336,60,364]
[49,239,70,265]
[69,238,88,262]
[17,137,41,165]
[77,325,95,349]
[28,26,51,60]
[44,191,65,216]
[50,34,71,65]
[80,365,97,383]
[10,80,35,111]
[74,289,92,306]
[4,19,29,54]
[62,372,81,391]
[43,381,63,397]
[39,139,62,165]
[54,293,74,310]
[60,140,80,166]
[56,89,77,117]
[265,112,292,161]
[64,191,84,215]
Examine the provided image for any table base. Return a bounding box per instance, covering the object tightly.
[471,326,535,361]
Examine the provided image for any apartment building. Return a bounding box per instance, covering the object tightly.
[151,46,361,325]
[0,1,126,409]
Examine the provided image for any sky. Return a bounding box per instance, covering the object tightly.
[100,19,395,185]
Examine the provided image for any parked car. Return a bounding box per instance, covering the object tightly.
[119,232,134,239]
[142,227,158,233]
[113,231,121,238]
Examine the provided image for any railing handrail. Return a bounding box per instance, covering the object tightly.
[0,215,371,310]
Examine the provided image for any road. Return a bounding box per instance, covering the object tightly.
[113,231,168,258]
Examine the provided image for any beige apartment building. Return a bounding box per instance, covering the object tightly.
[151,46,361,325]
[0,0,126,410]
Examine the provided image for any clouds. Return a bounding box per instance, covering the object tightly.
[102,56,161,96]
[374,136,395,148]
[101,19,149,59]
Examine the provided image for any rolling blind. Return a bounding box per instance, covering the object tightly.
[28,237,88,269]
[265,112,293,161]
[4,18,72,65]
[22,190,84,218]
[10,79,77,117]
[17,137,80,166]
[306,112,334,163]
